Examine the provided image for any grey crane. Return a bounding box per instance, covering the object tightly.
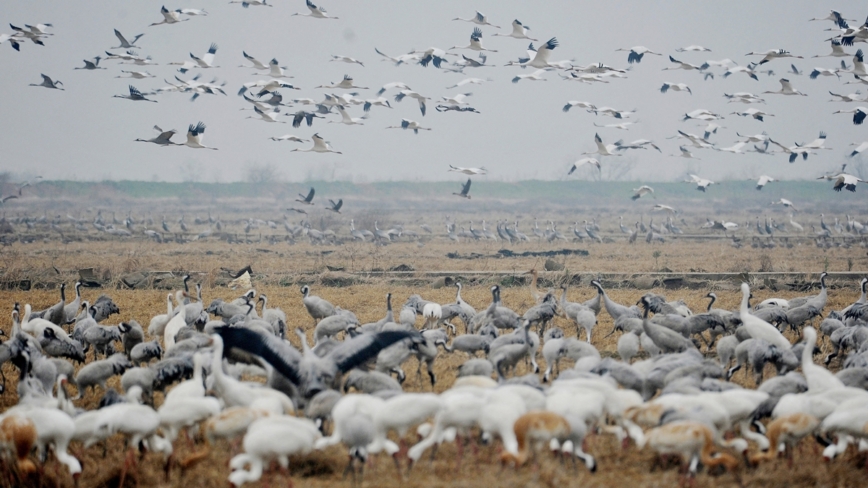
[489,320,533,380]
[30,74,63,90]
[453,179,472,199]
[296,187,315,205]
[640,297,696,353]
[215,326,422,400]
[592,280,640,321]
[301,285,336,325]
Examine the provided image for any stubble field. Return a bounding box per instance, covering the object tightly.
[1,235,867,488]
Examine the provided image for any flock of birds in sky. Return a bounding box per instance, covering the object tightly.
[4,3,868,209]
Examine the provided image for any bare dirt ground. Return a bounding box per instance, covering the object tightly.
[1,237,867,488]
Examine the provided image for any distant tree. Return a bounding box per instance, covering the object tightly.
[245,162,281,183]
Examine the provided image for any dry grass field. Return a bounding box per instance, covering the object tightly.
[1,235,868,488]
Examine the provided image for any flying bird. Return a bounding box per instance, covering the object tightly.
[818,173,865,192]
[270,135,307,143]
[448,165,487,175]
[568,158,601,175]
[135,126,179,146]
[291,133,342,154]
[326,199,343,213]
[29,74,63,90]
[755,175,776,190]
[386,119,430,134]
[184,121,217,150]
[631,185,654,200]
[293,0,338,19]
[75,57,105,70]
[112,29,143,49]
[113,85,157,102]
[453,179,472,199]
[617,46,662,64]
[660,82,691,95]
[296,188,315,205]
[492,19,537,41]
[453,11,499,28]
[770,198,797,212]
[685,174,714,192]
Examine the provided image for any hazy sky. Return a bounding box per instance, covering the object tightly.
[0,1,865,183]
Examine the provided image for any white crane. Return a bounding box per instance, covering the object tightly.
[614,139,661,152]
[376,81,412,96]
[813,39,851,58]
[522,37,559,68]
[293,0,338,19]
[563,100,596,112]
[374,47,422,66]
[833,106,868,125]
[446,77,489,89]
[394,90,430,116]
[329,105,365,125]
[763,78,807,96]
[29,74,63,90]
[230,0,273,7]
[675,129,714,148]
[584,133,622,157]
[115,70,154,79]
[593,121,632,130]
[840,49,867,76]
[631,185,654,200]
[676,45,712,52]
[768,139,813,162]
[663,56,701,71]
[292,133,341,154]
[755,175,776,190]
[660,82,691,94]
[672,146,700,159]
[719,142,747,154]
[802,132,832,150]
[149,6,189,26]
[616,46,662,64]
[0,33,21,51]
[191,43,219,68]
[184,121,217,150]
[317,74,368,90]
[653,204,677,214]
[240,51,269,69]
[512,68,549,83]
[453,10,499,28]
[739,282,791,350]
[451,27,498,53]
[810,67,840,78]
[493,19,536,41]
[113,85,156,102]
[246,106,284,123]
[386,118,431,134]
[448,165,486,175]
[112,29,143,49]
[722,65,759,80]
[738,131,770,143]
[731,107,773,121]
[818,173,865,192]
[770,198,797,212]
[270,134,307,143]
[747,49,804,64]
[330,55,364,66]
[810,10,853,23]
[568,158,601,175]
[685,174,714,192]
[849,141,868,157]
